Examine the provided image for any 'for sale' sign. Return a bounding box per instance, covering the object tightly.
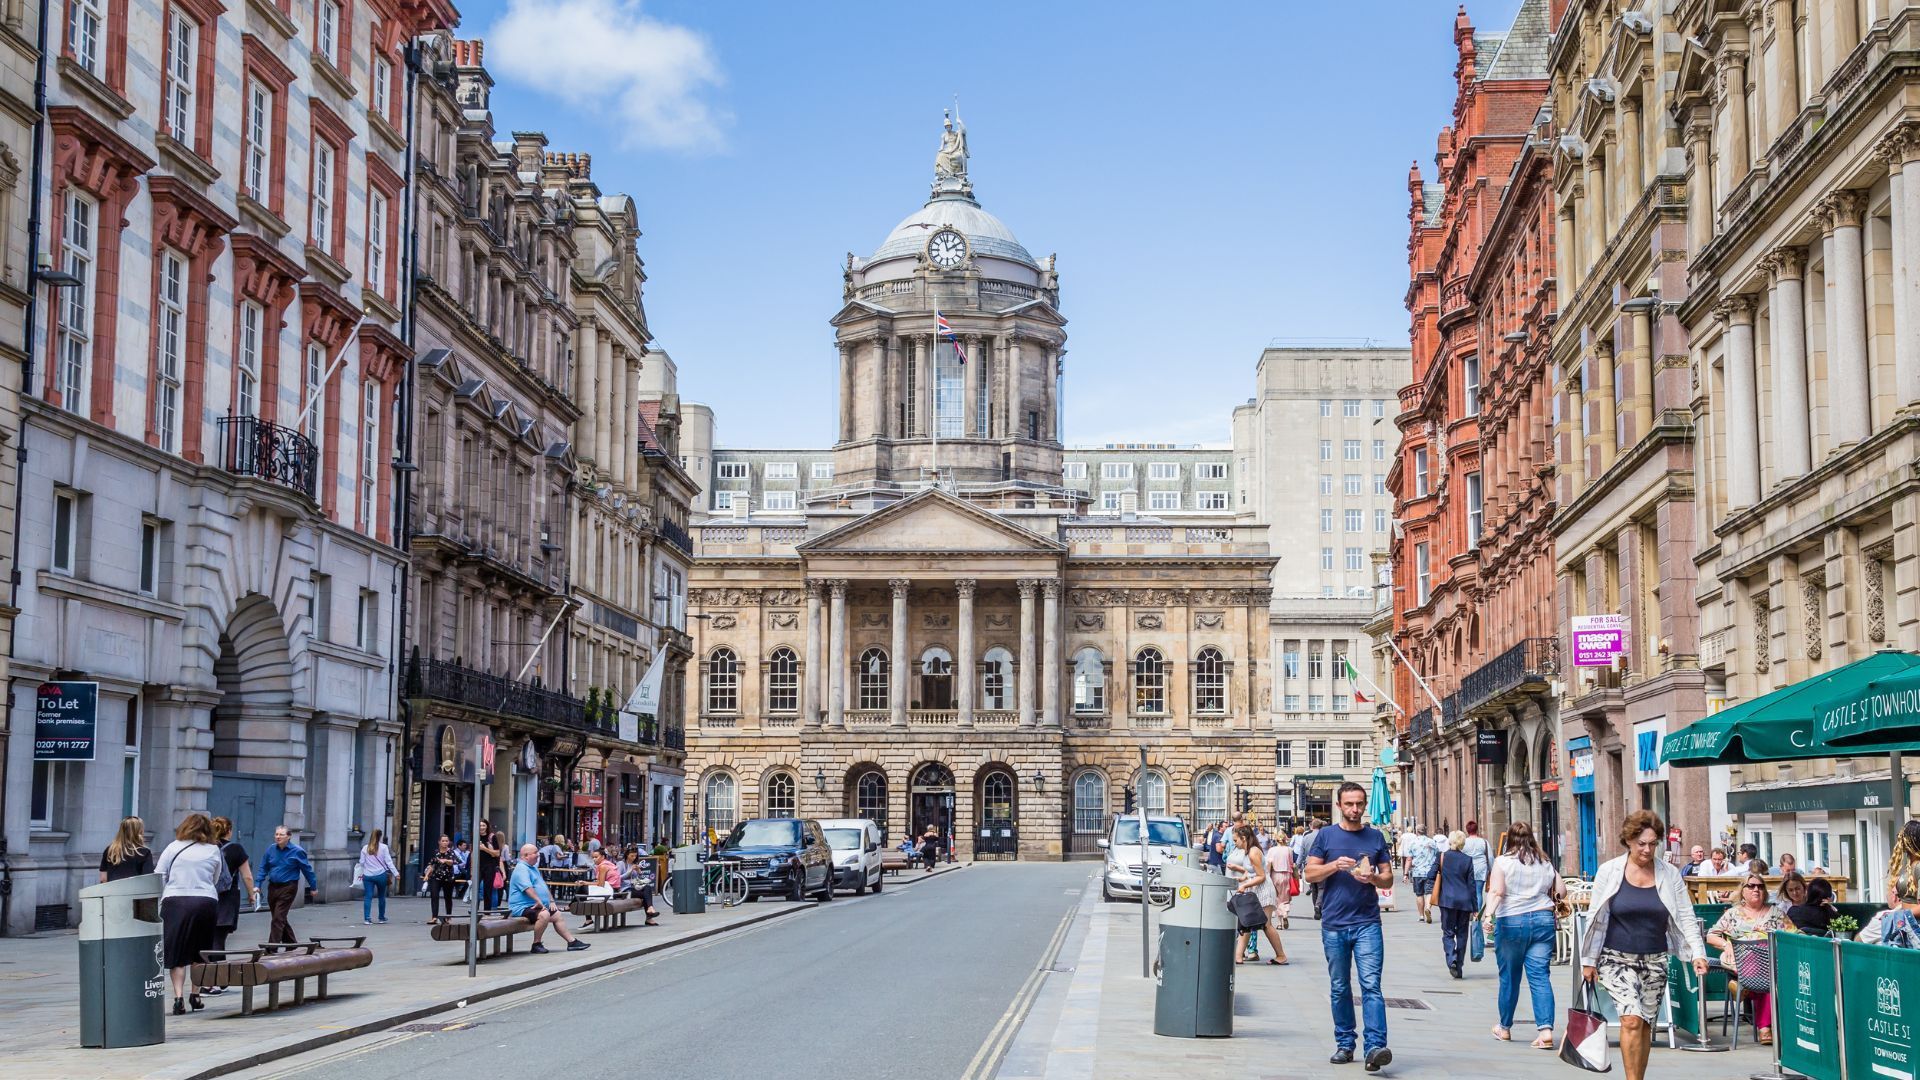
[1571,614,1627,668]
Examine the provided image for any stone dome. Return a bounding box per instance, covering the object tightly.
[869,193,1036,267]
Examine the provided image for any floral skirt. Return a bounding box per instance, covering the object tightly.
[1596,948,1668,1021]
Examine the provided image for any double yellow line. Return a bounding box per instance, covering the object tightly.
[959,896,1080,1080]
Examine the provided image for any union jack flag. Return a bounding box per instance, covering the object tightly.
[934,309,965,365]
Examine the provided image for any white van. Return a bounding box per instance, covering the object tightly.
[817,818,885,895]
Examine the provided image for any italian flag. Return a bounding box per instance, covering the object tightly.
[1344,657,1370,704]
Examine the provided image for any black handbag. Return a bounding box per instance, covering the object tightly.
[1228,889,1267,929]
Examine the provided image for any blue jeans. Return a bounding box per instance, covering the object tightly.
[1322,922,1388,1053]
[362,872,389,921]
[1494,909,1557,1031]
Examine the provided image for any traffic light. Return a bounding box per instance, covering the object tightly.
[1123,785,1136,814]
[1237,787,1253,813]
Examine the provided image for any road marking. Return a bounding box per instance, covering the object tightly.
[959,895,1078,1080]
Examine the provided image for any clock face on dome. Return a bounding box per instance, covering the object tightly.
[927,229,968,269]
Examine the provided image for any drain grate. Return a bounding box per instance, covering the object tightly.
[393,1022,478,1033]
[1383,998,1432,1011]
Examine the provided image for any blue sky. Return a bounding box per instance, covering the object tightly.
[460,0,1528,448]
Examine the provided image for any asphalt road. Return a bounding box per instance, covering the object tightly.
[245,861,1092,1080]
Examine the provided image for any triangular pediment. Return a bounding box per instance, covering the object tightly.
[797,488,1064,554]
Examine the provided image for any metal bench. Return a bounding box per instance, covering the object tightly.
[190,937,372,1016]
[570,894,652,932]
[430,911,534,961]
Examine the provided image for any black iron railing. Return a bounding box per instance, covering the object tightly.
[218,415,318,499]
[1458,637,1559,716]
[413,656,596,732]
[1409,707,1434,742]
[1442,693,1460,728]
[663,723,685,751]
[659,516,694,556]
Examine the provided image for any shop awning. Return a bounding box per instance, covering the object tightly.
[1661,651,1920,767]
[1812,652,1920,751]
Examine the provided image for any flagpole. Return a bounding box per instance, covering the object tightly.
[1350,660,1401,715]
[1383,631,1445,715]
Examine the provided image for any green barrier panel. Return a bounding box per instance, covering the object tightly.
[1840,939,1919,1080]
[1776,932,1842,1080]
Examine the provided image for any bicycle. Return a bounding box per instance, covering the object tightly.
[704,856,749,908]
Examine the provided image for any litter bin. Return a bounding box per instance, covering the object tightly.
[1153,861,1236,1038]
[78,873,166,1048]
[670,845,706,914]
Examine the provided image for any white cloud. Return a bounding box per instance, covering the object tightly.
[485,0,728,152]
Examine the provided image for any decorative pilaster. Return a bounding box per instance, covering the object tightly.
[1041,578,1061,727]
[804,580,824,727]
[826,579,848,728]
[1766,245,1812,479]
[1817,191,1870,449]
[1719,296,1761,506]
[1017,579,1037,727]
[955,578,976,727]
[890,578,910,727]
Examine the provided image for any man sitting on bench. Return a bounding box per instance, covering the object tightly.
[510,844,590,954]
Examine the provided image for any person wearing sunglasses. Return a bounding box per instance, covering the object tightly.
[1704,876,1797,1045]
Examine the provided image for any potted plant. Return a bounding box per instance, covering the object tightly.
[1829,914,1859,941]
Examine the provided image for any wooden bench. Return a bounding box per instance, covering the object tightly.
[191,937,372,1015]
[881,850,917,875]
[570,894,652,932]
[430,911,535,960]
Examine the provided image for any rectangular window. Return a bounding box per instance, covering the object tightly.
[1319,399,1333,417]
[316,0,340,64]
[1319,474,1334,496]
[311,139,334,250]
[1343,741,1363,768]
[155,250,186,453]
[122,698,141,818]
[1372,438,1386,461]
[1320,509,1334,532]
[301,342,325,442]
[1466,471,1483,542]
[58,191,95,414]
[1343,439,1361,460]
[764,461,797,480]
[371,54,391,119]
[1319,439,1332,461]
[1342,399,1361,418]
[1320,547,1334,571]
[356,589,378,652]
[1415,542,1431,603]
[311,573,332,642]
[1308,651,1324,679]
[762,491,797,512]
[712,490,734,510]
[1345,547,1364,571]
[1062,461,1087,480]
[1277,739,1294,764]
[1373,399,1387,419]
[1309,740,1327,768]
[1375,508,1389,532]
[164,11,195,144]
[1463,356,1481,417]
[1345,509,1363,531]
[139,518,160,596]
[52,491,77,575]
[1343,474,1362,496]
[1148,461,1179,480]
[30,761,61,828]
[245,84,272,201]
[1196,491,1228,510]
[237,302,262,416]
[1414,447,1430,497]
[1101,461,1133,480]
[716,462,748,480]
[1197,462,1226,480]
[810,461,834,481]
[1147,490,1179,510]
[1308,696,1327,714]
[360,378,380,530]
[366,189,389,296]
[1100,491,1122,511]
[1373,474,1387,496]
[68,0,103,76]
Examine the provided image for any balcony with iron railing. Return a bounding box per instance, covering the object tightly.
[409,655,596,733]
[1457,638,1559,717]
[1409,706,1434,742]
[218,415,318,500]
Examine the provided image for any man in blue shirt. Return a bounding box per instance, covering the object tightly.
[1304,782,1395,1072]
[509,843,589,953]
[254,825,318,943]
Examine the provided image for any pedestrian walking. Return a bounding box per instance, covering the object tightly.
[156,813,226,1016]
[1581,810,1708,1080]
[253,825,318,943]
[98,816,153,883]
[1270,834,1296,930]
[1462,821,1491,908]
[483,831,508,908]
[1481,821,1562,1048]
[1297,818,1328,921]
[1206,820,1228,871]
[1226,823,1288,965]
[423,835,459,920]
[1303,782,1394,1072]
[508,844,590,953]
[1432,831,1476,978]
[1406,828,1438,924]
[357,828,399,924]
[201,816,256,996]
[919,825,941,872]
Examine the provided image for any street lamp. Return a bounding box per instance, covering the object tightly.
[1028,770,1045,792]
[814,768,826,793]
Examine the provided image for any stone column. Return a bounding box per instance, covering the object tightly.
[960,340,977,439]
[804,581,823,727]
[920,335,934,439]
[1041,578,1061,727]
[1770,0,1799,140]
[956,578,976,727]
[827,579,847,727]
[1722,297,1762,506]
[874,334,891,439]
[1017,579,1037,726]
[837,343,854,444]
[1584,154,1606,269]
[594,336,613,471]
[1007,335,1024,438]
[1768,246,1813,479]
[1619,96,1643,203]
[613,343,631,488]
[890,578,910,727]
[1587,341,1617,474]
[1723,50,1752,182]
[1890,131,1920,409]
[575,316,598,458]
[1557,204,1577,291]
[1821,192,1871,448]
[1628,303,1654,443]
[1687,121,1714,255]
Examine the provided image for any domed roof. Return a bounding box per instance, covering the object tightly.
[870,193,1037,267]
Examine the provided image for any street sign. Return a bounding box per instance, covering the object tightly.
[35,681,99,761]
[1475,728,1508,765]
[1571,614,1627,667]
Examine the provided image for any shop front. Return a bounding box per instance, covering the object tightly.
[573,765,606,846]
[1568,735,1596,878]
[1726,778,1913,902]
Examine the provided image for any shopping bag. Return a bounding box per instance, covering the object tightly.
[1288,874,1301,897]
[350,862,364,889]
[1227,890,1268,929]
[1559,980,1612,1072]
[1469,916,1485,962]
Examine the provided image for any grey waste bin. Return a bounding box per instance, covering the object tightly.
[1153,861,1236,1038]
[78,873,167,1048]
[670,845,706,914]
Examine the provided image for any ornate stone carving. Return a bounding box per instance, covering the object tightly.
[923,613,952,629]
[1016,579,1039,599]
[769,611,799,631]
[857,612,888,628]
[710,613,737,630]
[1802,572,1825,661]
[985,613,1013,630]
[763,589,803,607]
[1752,589,1772,674]
[693,588,762,607]
[1135,612,1163,630]
[1041,579,1062,599]
[1073,612,1104,631]
[1764,245,1807,281]
[953,578,977,599]
[889,578,911,599]
[826,579,848,598]
[1865,541,1893,643]
[1194,611,1225,630]
[1715,294,1755,324]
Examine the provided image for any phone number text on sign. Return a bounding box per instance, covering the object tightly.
[1571,614,1627,668]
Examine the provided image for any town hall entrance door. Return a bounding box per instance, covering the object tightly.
[910,763,954,861]
[976,767,1017,859]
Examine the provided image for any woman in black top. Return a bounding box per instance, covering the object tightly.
[422,834,458,920]
[201,816,256,995]
[99,816,154,882]
[1787,877,1838,934]
[919,826,941,873]
[1431,831,1479,978]
[477,830,504,909]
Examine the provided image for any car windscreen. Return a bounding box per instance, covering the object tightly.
[724,820,801,848]
[823,828,864,851]
[1111,820,1188,847]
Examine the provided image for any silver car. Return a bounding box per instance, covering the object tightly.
[1099,815,1191,901]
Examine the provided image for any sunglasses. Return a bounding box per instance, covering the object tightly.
[1743,882,1766,891]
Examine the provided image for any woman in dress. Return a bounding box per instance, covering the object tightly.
[1269,831,1295,930]
[98,816,153,883]
[201,816,256,996]
[1581,811,1709,1080]
[1225,823,1287,964]
[1705,873,1797,1044]
[156,813,225,1015]
[1431,831,1477,979]
[358,828,399,924]
[1481,821,1564,1048]
[919,826,942,873]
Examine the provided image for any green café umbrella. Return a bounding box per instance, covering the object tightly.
[1812,651,1920,752]
[1662,651,1920,767]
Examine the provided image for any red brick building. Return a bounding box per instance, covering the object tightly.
[1390,0,1562,840]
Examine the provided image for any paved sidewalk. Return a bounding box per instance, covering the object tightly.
[1002,876,1780,1078]
[0,864,963,1080]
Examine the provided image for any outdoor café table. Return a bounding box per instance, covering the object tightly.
[1686,874,1849,905]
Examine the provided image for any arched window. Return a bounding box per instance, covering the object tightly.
[766,647,799,714]
[981,647,1014,711]
[857,647,890,710]
[1194,770,1228,826]
[1073,647,1106,714]
[1072,771,1108,835]
[1133,647,1166,715]
[764,771,797,818]
[855,770,888,828]
[920,646,953,710]
[706,648,739,713]
[1193,647,1227,714]
[1137,770,1168,817]
[704,772,736,834]
[980,769,1015,827]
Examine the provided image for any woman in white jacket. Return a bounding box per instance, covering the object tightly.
[1579,810,1708,1080]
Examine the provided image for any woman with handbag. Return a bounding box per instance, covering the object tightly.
[1481,821,1562,1048]
[1431,831,1477,979]
[1225,824,1287,964]
[358,828,400,924]
[1269,834,1295,930]
[1580,810,1708,1080]
[476,830,503,909]
[156,813,227,1016]
[201,816,256,997]
[1705,873,1795,1044]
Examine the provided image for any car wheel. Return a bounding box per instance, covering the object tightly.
[872,873,883,893]
[815,869,834,902]
[856,874,868,896]
[1102,882,1116,903]
[744,893,759,903]
[788,873,806,903]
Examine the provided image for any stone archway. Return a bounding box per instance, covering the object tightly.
[209,593,302,856]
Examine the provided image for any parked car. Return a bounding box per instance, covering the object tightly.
[818,818,885,895]
[717,818,835,902]
[1099,815,1191,902]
